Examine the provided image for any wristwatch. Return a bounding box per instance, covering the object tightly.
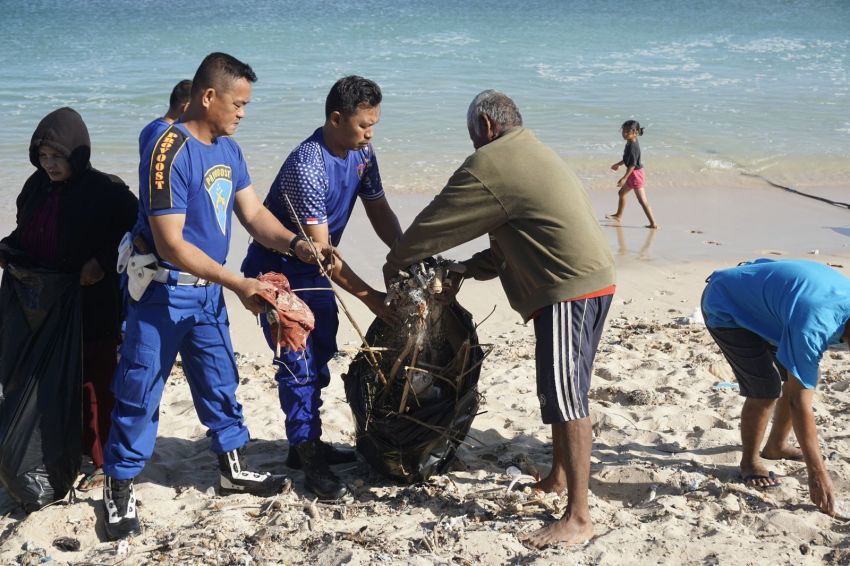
[288,234,306,256]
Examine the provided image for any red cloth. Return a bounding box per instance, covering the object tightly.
[82,336,118,468]
[256,272,315,352]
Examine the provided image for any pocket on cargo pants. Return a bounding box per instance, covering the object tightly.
[111,342,158,412]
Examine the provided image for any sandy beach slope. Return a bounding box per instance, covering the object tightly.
[1,183,848,565]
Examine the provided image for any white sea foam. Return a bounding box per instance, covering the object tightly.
[702,160,737,171]
[728,37,807,54]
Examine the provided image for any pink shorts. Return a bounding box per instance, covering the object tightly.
[625,168,645,189]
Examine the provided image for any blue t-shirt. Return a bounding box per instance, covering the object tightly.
[134,123,252,268]
[703,258,850,388]
[266,128,384,244]
[138,117,171,157]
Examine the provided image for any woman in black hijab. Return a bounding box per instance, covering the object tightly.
[0,107,138,501]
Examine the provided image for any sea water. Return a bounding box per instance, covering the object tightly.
[0,0,848,226]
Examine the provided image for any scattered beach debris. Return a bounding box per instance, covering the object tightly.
[675,307,705,326]
[52,536,80,552]
[1,299,847,565]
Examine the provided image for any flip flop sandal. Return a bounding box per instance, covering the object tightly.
[77,469,105,492]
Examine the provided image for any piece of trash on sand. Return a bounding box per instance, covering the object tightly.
[116,540,129,556]
[645,484,658,502]
[675,307,704,326]
[505,465,529,493]
[713,382,739,391]
[52,537,81,552]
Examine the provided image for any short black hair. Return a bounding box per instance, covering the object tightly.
[325,76,382,119]
[191,52,257,97]
[168,79,193,111]
[622,120,644,136]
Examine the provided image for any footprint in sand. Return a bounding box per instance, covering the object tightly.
[689,229,703,234]
[705,240,722,246]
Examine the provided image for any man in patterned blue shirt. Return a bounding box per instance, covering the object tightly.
[243,76,402,500]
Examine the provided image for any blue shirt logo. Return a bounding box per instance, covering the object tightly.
[204,165,233,234]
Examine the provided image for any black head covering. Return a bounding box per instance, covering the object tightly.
[28,107,91,179]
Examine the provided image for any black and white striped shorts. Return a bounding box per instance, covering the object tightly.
[533,295,613,423]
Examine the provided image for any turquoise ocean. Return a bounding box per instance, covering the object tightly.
[1,0,848,228]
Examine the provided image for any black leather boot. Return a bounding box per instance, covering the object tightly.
[218,448,290,497]
[286,440,357,469]
[295,439,349,500]
[103,476,141,541]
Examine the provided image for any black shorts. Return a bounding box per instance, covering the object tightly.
[533,295,612,424]
[703,325,786,398]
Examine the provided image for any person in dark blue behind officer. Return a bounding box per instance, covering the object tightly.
[138,79,192,156]
[100,52,335,541]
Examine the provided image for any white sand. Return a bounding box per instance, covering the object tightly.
[2,183,849,565]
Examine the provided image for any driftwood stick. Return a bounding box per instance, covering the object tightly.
[283,194,386,385]
[378,332,416,405]
[387,333,415,385]
[397,343,420,413]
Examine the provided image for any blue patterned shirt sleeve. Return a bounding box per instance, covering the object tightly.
[277,142,329,224]
[358,144,385,201]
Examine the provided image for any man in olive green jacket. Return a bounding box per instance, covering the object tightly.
[384,90,616,548]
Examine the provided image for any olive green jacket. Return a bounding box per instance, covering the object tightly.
[385,127,615,320]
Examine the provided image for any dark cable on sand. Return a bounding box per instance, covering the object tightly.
[741,172,850,210]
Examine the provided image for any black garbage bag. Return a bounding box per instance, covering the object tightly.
[344,302,483,483]
[0,265,82,511]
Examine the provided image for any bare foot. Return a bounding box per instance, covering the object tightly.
[646,224,659,229]
[740,461,781,488]
[605,214,622,223]
[761,444,804,461]
[531,474,567,494]
[77,467,105,492]
[521,513,593,549]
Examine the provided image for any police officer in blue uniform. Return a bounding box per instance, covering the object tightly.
[101,53,335,541]
[242,76,402,500]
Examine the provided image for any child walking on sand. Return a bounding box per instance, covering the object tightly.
[606,120,658,229]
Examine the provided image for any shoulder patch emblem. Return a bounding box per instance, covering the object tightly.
[149,126,188,210]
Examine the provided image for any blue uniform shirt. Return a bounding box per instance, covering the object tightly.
[266,127,384,243]
[138,117,171,156]
[135,123,251,267]
[703,258,850,388]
